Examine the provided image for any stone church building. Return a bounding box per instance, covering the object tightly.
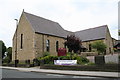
[12,11,114,61]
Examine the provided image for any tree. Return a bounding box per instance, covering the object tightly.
[0,40,6,59]
[91,41,106,55]
[7,47,12,61]
[64,35,82,53]
[3,47,12,63]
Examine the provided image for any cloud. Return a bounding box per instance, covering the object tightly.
[0,0,119,47]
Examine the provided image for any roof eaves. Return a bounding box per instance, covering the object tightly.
[35,32,66,39]
[82,38,105,42]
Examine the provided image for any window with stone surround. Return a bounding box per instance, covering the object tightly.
[46,39,50,52]
[20,34,23,49]
[56,41,59,52]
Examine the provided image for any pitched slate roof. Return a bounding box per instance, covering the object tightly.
[64,30,74,36]
[74,25,108,41]
[24,12,67,38]
[23,12,108,41]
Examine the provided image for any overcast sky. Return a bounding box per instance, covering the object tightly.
[0,0,119,47]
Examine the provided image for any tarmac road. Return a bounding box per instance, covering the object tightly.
[1,68,119,80]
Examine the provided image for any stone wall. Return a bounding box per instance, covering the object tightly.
[81,27,114,54]
[12,13,35,61]
[105,27,114,54]
[81,52,98,56]
[34,33,66,57]
[12,12,66,61]
[86,54,119,64]
[105,54,119,64]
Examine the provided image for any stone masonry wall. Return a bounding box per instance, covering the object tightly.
[12,13,35,61]
[34,33,66,57]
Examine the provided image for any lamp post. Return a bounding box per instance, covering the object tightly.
[14,19,18,67]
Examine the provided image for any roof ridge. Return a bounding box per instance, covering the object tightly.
[24,11,58,24]
[75,25,108,33]
[24,11,67,32]
[23,11,67,38]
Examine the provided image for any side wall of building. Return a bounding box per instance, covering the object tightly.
[82,39,105,52]
[105,27,114,54]
[12,13,35,61]
[82,27,114,54]
[34,33,65,57]
[112,38,117,46]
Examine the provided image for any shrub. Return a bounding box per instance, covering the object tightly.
[9,61,15,64]
[40,64,118,72]
[86,62,95,65]
[80,56,89,63]
[43,52,50,57]
[37,55,89,65]
[91,41,106,55]
[72,56,89,64]
[3,57,10,64]
[37,56,58,64]
[33,58,40,66]
[59,56,71,60]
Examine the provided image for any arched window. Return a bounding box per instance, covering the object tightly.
[20,34,23,49]
[46,40,50,52]
[56,41,59,52]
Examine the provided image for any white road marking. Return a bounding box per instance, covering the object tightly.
[46,74,65,77]
[73,76,97,78]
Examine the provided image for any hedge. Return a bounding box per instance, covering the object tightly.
[2,63,34,68]
[2,60,34,68]
[40,64,119,72]
[36,55,89,65]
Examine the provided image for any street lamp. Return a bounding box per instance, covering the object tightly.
[14,19,18,67]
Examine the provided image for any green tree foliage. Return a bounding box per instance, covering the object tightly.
[43,52,50,57]
[91,41,106,55]
[7,47,12,61]
[0,40,6,59]
[64,35,82,53]
[37,55,89,65]
[3,47,12,63]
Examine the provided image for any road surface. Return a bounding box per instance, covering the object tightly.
[1,68,119,80]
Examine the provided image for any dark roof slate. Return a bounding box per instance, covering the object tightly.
[74,25,107,41]
[23,12,108,41]
[24,12,67,38]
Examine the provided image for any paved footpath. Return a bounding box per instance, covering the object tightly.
[1,66,119,78]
